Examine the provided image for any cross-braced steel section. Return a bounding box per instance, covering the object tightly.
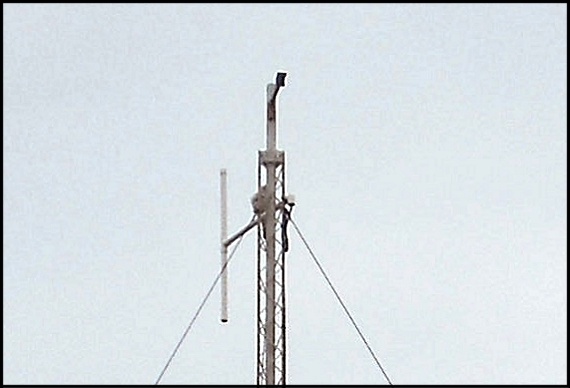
[257,151,286,385]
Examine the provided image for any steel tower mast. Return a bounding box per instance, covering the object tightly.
[257,72,287,385]
[220,72,292,385]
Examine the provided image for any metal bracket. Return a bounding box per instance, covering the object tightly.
[259,150,284,167]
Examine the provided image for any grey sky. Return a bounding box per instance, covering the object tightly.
[3,3,567,385]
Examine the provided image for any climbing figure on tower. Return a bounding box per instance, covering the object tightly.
[251,184,270,239]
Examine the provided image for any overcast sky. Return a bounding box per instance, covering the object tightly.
[3,3,567,385]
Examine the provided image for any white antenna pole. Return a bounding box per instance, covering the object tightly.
[218,73,289,385]
[264,82,278,385]
[220,168,228,323]
[258,72,287,385]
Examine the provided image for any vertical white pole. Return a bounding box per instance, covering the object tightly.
[265,83,278,385]
[220,169,228,323]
